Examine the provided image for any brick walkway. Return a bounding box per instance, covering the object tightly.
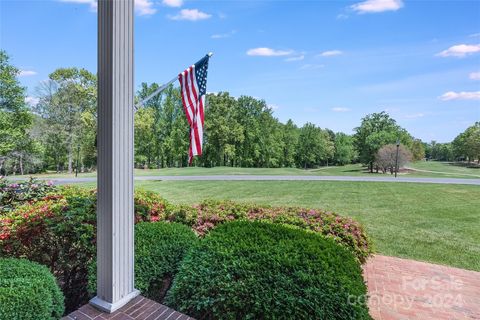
[364,255,480,320]
[63,296,193,320]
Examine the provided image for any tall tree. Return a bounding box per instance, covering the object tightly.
[281,119,299,167]
[453,122,480,163]
[354,112,412,172]
[0,50,34,175]
[35,68,96,173]
[334,133,356,165]
[295,123,334,169]
[410,139,425,161]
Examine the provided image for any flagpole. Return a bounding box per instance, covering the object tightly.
[134,52,213,110]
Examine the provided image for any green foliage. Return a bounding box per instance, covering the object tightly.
[0,50,35,175]
[354,112,413,171]
[334,132,357,165]
[0,193,96,313]
[135,222,198,300]
[410,139,425,161]
[295,122,334,168]
[0,185,174,312]
[88,222,198,302]
[426,141,455,161]
[452,122,480,162]
[165,199,372,263]
[0,258,64,320]
[165,221,371,320]
[34,67,96,173]
[0,177,56,212]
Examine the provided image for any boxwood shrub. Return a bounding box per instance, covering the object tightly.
[0,258,64,320]
[165,221,371,320]
[88,222,198,302]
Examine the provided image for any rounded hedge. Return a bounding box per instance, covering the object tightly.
[165,221,371,320]
[135,222,198,300]
[88,222,198,302]
[0,258,64,320]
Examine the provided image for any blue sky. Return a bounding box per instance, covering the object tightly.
[1,0,479,142]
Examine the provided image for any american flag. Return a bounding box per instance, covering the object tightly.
[178,54,210,164]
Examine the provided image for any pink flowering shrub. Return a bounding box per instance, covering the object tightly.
[0,186,172,313]
[166,200,372,263]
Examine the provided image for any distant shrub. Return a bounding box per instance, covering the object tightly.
[0,258,64,320]
[0,177,56,213]
[165,221,371,320]
[166,199,372,263]
[88,222,198,302]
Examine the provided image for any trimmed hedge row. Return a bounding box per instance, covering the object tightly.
[0,258,64,320]
[165,221,371,320]
[88,222,198,302]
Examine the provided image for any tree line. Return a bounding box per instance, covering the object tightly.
[1,51,479,175]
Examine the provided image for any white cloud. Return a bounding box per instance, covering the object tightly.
[469,72,480,80]
[59,0,156,15]
[439,91,480,101]
[25,96,39,107]
[300,64,324,70]
[135,0,156,15]
[436,44,480,58]
[318,50,343,57]
[351,0,403,14]
[285,55,305,62]
[469,33,480,38]
[18,70,37,77]
[211,30,236,39]
[169,9,211,21]
[246,47,293,57]
[336,13,349,20]
[162,0,182,8]
[332,107,351,112]
[268,104,280,110]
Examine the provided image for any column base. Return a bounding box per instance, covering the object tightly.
[89,289,140,313]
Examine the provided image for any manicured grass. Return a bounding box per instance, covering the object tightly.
[407,161,480,178]
[18,161,480,179]
[124,180,479,271]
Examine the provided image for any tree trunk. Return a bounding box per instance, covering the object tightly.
[68,145,73,174]
[19,154,24,175]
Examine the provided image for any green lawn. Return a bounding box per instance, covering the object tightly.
[407,161,480,178]
[19,161,480,179]
[108,180,479,271]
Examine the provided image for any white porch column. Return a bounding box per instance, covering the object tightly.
[90,0,139,313]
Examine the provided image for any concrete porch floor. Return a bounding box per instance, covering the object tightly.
[62,296,193,320]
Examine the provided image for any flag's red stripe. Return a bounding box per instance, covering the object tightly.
[183,69,196,122]
[178,74,193,126]
[189,68,199,107]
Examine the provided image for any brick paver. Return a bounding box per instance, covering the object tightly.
[364,255,480,320]
[62,296,193,320]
